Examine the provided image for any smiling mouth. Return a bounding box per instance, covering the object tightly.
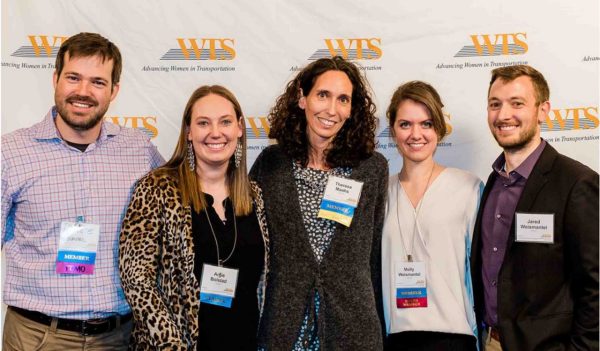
[317,117,336,127]
[206,143,226,149]
[71,102,93,108]
[67,96,97,109]
[407,142,426,149]
[497,124,518,132]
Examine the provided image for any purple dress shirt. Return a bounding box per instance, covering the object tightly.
[480,139,547,327]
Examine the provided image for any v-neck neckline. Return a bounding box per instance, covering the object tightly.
[398,167,447,211]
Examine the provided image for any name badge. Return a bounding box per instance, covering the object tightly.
[317,176,363,227]
[395,261,427,308]
[56,221,100,275]
[200,264,239,308]
[515,212,554,243]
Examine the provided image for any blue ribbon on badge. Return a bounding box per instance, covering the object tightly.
[320,199,356,216]
[396,287,427,298]
[201,292,233,308]
[57,250,97,264]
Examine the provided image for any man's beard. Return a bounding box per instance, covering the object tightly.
[55,95,106,131]
[492,123,537,153]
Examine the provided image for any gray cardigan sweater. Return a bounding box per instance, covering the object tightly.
[250,145,388,351]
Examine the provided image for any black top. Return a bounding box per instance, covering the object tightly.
[64,140,89,152]
[192,193,264,351]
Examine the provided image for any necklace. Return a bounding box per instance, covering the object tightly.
[204,204,238,267]
[395,163,436,262]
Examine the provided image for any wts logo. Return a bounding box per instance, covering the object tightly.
[11,35,69,58]
[309,38,382,60]
[542,107,598,132]
[245,116,270,139]
[455,33,527,57]
[106,116,159,139]
[161,38,235,60]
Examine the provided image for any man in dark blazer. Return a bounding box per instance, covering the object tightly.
[471,65,599,350]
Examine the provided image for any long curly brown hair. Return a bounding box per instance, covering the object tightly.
[268,56,377,168]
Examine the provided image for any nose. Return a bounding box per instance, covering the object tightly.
[410,125,423,139]
[497,104,512,121]
[76,80,92,96]
[327,98,337,116]
[208,123,221,137]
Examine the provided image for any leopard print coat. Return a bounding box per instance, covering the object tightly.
[119,171,269,350]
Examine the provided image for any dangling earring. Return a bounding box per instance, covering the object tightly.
[187,140,195,172]
[234,141,243,168]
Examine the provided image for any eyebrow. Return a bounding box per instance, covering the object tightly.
[315,89,351,97]
[397,117,432,122]
[488,96,526,101]
[195,114,235,119]
[63,71,109,83]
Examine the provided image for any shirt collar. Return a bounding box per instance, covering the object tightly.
[492,139,547,180]
[31,106,120,143]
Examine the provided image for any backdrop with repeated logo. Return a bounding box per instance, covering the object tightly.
[1,0,598,326]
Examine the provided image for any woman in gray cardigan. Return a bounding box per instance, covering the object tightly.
[250,56,388,351]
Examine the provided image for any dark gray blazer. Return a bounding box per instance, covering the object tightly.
[250,145,388,351]
[471,144,599,350]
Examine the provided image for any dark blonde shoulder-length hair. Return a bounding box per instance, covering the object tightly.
[386,80,447,140]
[156,85,252,216]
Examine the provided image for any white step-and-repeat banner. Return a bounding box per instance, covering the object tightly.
[2,0,598,178]
[1,0,598,328]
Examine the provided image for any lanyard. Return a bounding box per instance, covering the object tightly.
[73,151,88,223]
[204,204,238,267]
[395,164,435,262]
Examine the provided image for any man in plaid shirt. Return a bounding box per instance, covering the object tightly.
[2,32,164,350]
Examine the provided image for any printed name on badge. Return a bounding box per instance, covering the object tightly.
[318,176,364,227]
[515,212,554,243]
[200,264,239,308]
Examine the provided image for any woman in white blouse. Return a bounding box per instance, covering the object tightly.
[382,81,483,351]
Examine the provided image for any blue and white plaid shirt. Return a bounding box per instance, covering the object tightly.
[2,107,164,319]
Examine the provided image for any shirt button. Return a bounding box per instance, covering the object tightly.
[496,214,501,219]
[491,280,497,286]
[493,247,498,252]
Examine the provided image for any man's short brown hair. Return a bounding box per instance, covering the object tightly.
[55,32,122,86]
[488,65,550,105]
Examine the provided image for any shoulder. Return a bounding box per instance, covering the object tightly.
[543,144,598,182]
[1,124,49,173]
[554,153,597,179]
[2,125,38,156]
[256,144,285,162]
[386,172,400,193]
[107,122,154,147]
[355,151,388,179]
[367,151,388,166]
[445,167,484,188]
[136,170,179,193]
[250,144,290,180]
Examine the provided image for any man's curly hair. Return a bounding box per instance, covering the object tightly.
[268,56,377,168]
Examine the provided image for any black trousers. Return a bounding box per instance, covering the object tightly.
[385,331,477,351]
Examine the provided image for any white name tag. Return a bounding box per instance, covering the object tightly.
[56,221,100,275]
[200,264,239,308]
[515,212,554,243]
[394,261,427,308]
[395,261,427,288]
[317,176,364,226]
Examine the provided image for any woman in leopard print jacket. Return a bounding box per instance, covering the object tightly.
[119,85,269,350]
